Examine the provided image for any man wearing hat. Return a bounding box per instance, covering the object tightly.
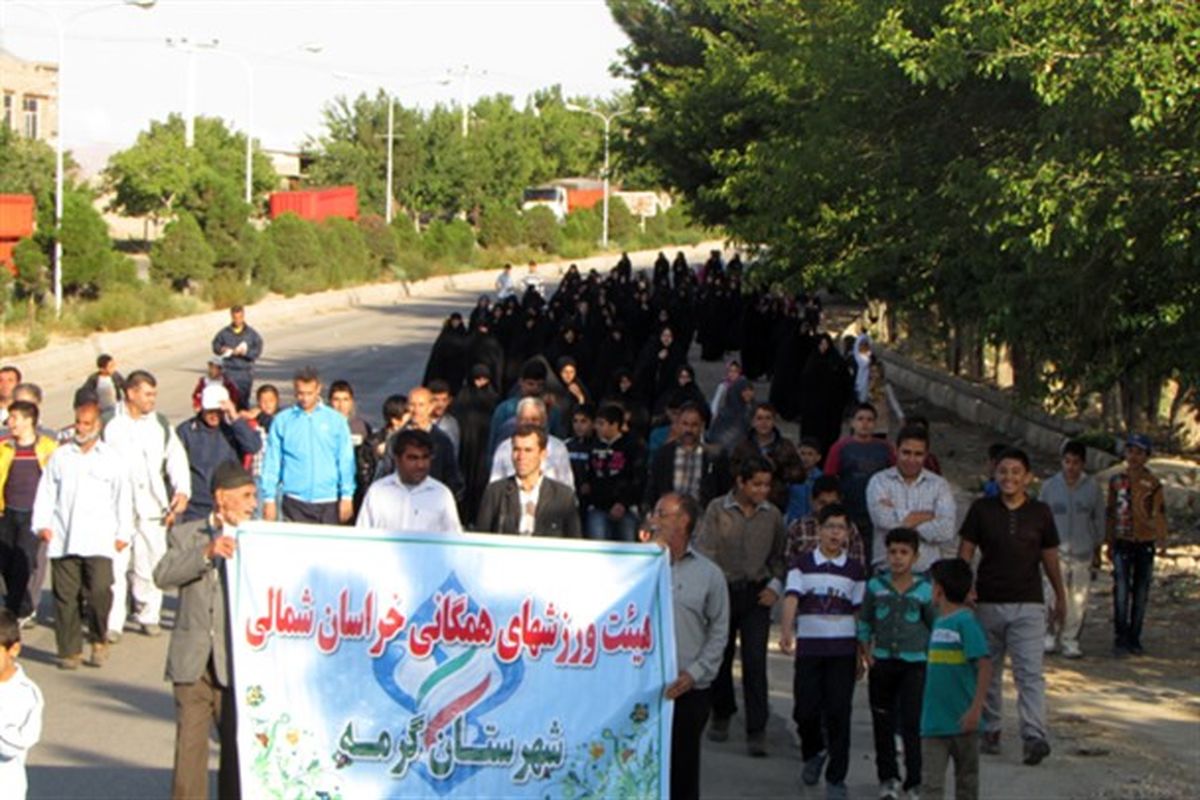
[176,385,261,524]
[192,357,241,413]
[1105,434,1168,656]
[154,461,256,800]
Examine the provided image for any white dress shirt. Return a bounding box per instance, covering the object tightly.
[866,467,958,571]
[356,474,462,534]
[32,439,133,559]
[489,436,575,489]
[516,474,544,536]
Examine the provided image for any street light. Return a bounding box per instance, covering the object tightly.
[564,103,650,250]
[333,72,396,224]
[12,0,158,317]
[167,40,323,205]
[441,65,487,138]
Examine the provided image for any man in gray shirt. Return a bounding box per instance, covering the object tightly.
[1038,440,1105,658]
[644,491,729,800]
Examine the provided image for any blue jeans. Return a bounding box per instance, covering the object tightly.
[1112,541,1155,649]
[584,508,638,542]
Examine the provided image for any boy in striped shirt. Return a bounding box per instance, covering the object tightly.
[780,502,867,800]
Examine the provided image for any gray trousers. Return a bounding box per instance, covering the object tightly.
[923,734,979,799]
[976,602,1048,742]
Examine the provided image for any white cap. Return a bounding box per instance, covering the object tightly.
[201,384,230,411]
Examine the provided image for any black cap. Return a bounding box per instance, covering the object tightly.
[211,461,254,493]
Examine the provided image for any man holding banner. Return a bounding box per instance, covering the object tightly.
[647,492,729,800]
[356,429,462,534]
[154,462,257,800]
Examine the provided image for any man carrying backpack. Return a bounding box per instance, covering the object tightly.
[101,371,190,640]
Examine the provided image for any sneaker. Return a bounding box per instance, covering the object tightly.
[139,622,163,637]
[981,730,1002,755]
[86,643,110,668]
[1061,641,1083,659]
[880,778,901,799]
[19,614,37,630]
[1043,634,1058,653]
[801,751,827,786]
[106,631,122,645]
[1023,738,1051,766]
[747,731,768,758]
[706,715,730,743]
[826,781,849,800]
[58,654,83,670]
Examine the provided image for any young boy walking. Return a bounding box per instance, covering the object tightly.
[858,527,936,799]
[921,559,992,800]
[780,502,867,800]
[1106,434,1168,656]
[0,609,44,800]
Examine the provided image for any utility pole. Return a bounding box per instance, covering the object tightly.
[443,65,487,138]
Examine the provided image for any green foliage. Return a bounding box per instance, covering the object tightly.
[606,198,638,244]
[610,0,1200,415]
[317,217,372,287]
[204,271,266,309]
[12,238,48,300]
[151,213,215,287]
[60,190,135,291]
[260,212,324,294]
[76,283,201,331]
[561,206,602,246]
[420,219,477,266]
[358,214,398,269]
[521,206,562,253]
[478,203,523,249]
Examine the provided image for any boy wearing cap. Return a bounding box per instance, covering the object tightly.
[1106,434,1168,657]
[155,461,256,800]
[191,358,241,413]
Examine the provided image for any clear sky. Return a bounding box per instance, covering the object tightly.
[0,0,632,170]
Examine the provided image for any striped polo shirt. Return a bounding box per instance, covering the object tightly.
[785,549,867,657]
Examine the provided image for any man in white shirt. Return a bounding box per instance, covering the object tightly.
[489,397,574,488]
[32,398,133,668]
[865,425,957,573]
[357,429,461,534]
[101,370,190,639]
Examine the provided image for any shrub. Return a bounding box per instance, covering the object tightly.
[318,217,371,287]
[606,197,638,244]
[521,206,561,253]
[359,214,398,269]
[77,283,200,331]
[204,269,266,309]
[261,212,322,293]
[478,203,523,249]
[561,206,601,246]
[421,219,476,266]
[151,212,215,288]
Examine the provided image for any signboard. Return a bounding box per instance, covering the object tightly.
[228,522,676,799]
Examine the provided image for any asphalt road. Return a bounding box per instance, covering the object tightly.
[18,243,1180,799]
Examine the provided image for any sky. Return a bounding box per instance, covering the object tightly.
[0,0,633,172]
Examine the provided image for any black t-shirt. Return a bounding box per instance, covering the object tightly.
[959,496,1060,603]
[4,443,42,512]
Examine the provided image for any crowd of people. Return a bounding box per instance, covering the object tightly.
[0,253,1173,800]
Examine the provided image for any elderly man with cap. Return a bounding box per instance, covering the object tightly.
[154,461,256,800]
[191,357,241,413]
[176,385,261,523]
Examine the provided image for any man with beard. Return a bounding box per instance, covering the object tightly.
[645,403,730,511]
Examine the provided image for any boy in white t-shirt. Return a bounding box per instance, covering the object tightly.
[0,608,44,800]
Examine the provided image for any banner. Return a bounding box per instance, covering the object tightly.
[228,522,676,799]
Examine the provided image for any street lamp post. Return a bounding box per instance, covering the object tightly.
[564,103,649,250]
[333,72,396,224]
[13,0,158,317]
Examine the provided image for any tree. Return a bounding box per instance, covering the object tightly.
[12,238,48,323]
[104,114,275,222]
[152,213,215,288]
[610,0,1200,423]
[522,206,562,253]
[478,202,523,248]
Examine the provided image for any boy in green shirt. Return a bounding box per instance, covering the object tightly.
[921,558,992,800]
[858,527,936,800]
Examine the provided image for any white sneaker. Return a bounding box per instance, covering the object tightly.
[1062,641,1083,659]
[1043,634,1058,653]
[880,778,901,800]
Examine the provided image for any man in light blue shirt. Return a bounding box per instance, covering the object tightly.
[260,367,355,524]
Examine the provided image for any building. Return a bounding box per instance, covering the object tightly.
[0,47,59,143]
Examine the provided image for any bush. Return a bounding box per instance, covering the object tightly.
[359,214,398,269]
[561,206,601,247]
[318,217,371,287]
[521,206,561,253]
[60,189,128,292]
[76,283,200,331]
[478,203,523,249]
[606,197,638,244]
[261,212,323,293]
[421,218,477,266]
[204,269,266,309]
[151,212,215,288]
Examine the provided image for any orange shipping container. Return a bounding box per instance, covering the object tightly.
[268,186,358,222]
[0,194,36,239]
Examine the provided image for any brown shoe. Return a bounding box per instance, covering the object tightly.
[86,643,110,668]
[59,654,83,670]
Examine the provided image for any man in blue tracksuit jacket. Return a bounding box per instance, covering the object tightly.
[259,367,356,524]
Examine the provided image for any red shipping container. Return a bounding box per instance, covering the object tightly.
[269,186,358,222]
[0,194,36,239]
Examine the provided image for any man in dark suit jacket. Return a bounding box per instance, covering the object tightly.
[645,404,731,511]
[475,425,580,538]
[154,461,256,800]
